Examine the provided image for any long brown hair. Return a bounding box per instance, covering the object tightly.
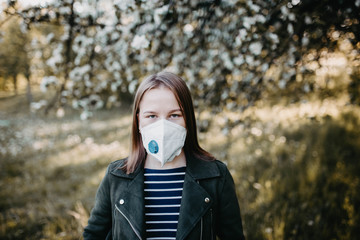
[125,72,214,173]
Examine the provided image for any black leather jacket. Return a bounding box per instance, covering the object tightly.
[83,156,245,240]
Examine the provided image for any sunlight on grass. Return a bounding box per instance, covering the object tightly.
[0,105,133,239]
[197,93,360,239]
[1,88,359,239]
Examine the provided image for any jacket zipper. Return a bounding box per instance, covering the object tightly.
[200,216,203,240]
[197,179,203,240]
[115,205,142,240]
[210,208,213,239]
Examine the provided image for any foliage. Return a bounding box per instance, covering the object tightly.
[1,0,359,118]
[224,110,360,240]
[0,17,30,94]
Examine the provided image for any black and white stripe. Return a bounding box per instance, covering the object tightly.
[144,167,186,240]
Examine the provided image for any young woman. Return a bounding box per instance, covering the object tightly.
[83,72,245,240]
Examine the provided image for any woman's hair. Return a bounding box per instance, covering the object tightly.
[125,71,214,173]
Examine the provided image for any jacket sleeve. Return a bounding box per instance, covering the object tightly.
[83,166,112,239]
[217,164,246,240]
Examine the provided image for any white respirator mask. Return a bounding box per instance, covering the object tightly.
[140,119,187,167]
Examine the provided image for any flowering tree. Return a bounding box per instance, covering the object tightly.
[2,0,359,120]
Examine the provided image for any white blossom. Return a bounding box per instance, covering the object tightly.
[242,16,256,29]
[30,100,48,111]
[114,0,135,11]
[287,23,294,35]
[141,0,159,11]
[255,14,266,23]
[128,80,138,94]
[292,0,301,5]
[261,63,269,72]
[40,76,58,92]
[268,32,279,44]
[280,5,289,17]
[131,35,150,50]
[234,55,245,66]
[18,0,55,8]
[59,6,71,15]
[289,13,296,21]
[302,36,309,46]
[72,100,80,109]
[69,65,91,81]
[111,82,119,92]
[74,1,96,18]
[221,52,234,70]
[88,95,104,109]
[112,61,121,71]
[247,1,261,12]
[245,55,255,66]
[305,15,312,24]
[278,79,286,89]
[108,95,117,103]
[80,110,93,120]
[249,42,262,56]
[46,44,63,69]
[235,37,242,47]
[356,0,360,7]
[46,33,54,43]
[238,28,247,40]
[304,84,310,93]
[154,5,169,25]
[184,24,194,35]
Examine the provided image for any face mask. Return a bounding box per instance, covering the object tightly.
[140,119,187,167]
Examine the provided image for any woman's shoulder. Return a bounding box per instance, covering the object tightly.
[213,159,227,168]
[187,155,231,180]
[108,158,127,169]
[106,158,143,179]
[212,159,232,176]
[203,158,229,171]
[104,158,128,177]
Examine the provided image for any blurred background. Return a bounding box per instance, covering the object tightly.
[1,0,360,239]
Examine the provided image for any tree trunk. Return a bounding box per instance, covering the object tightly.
[26,74,33,104]
[44,0,75,115]
[12,74,17,95]
[1,77,6,91]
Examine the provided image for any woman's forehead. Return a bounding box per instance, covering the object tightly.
[139,87,180,111]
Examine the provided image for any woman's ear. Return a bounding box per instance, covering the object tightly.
[137,113,141,132]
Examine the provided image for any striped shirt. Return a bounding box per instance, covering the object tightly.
[144,167,186,240]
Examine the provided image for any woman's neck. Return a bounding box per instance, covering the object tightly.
[144,150,186,169]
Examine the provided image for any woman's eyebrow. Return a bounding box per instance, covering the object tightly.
[142,109,182,114]
[142,110,157,114]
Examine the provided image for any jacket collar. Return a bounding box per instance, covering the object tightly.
[110,155,220,180]
[109,156,221,240]
[109,158,143,179]
[186,154,221,180]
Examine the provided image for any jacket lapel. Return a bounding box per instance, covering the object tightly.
[111,164,146,239]
[176,156,221,240]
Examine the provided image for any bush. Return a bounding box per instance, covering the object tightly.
[237,112,360,240]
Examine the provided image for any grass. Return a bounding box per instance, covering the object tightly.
[1,87,360,239]
[0,90,132,239]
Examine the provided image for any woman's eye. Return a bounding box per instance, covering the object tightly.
[170,114,181,118]
[147,115,156,119]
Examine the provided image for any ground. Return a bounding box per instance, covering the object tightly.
[1,87,359,239]
[0,90,132,239]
